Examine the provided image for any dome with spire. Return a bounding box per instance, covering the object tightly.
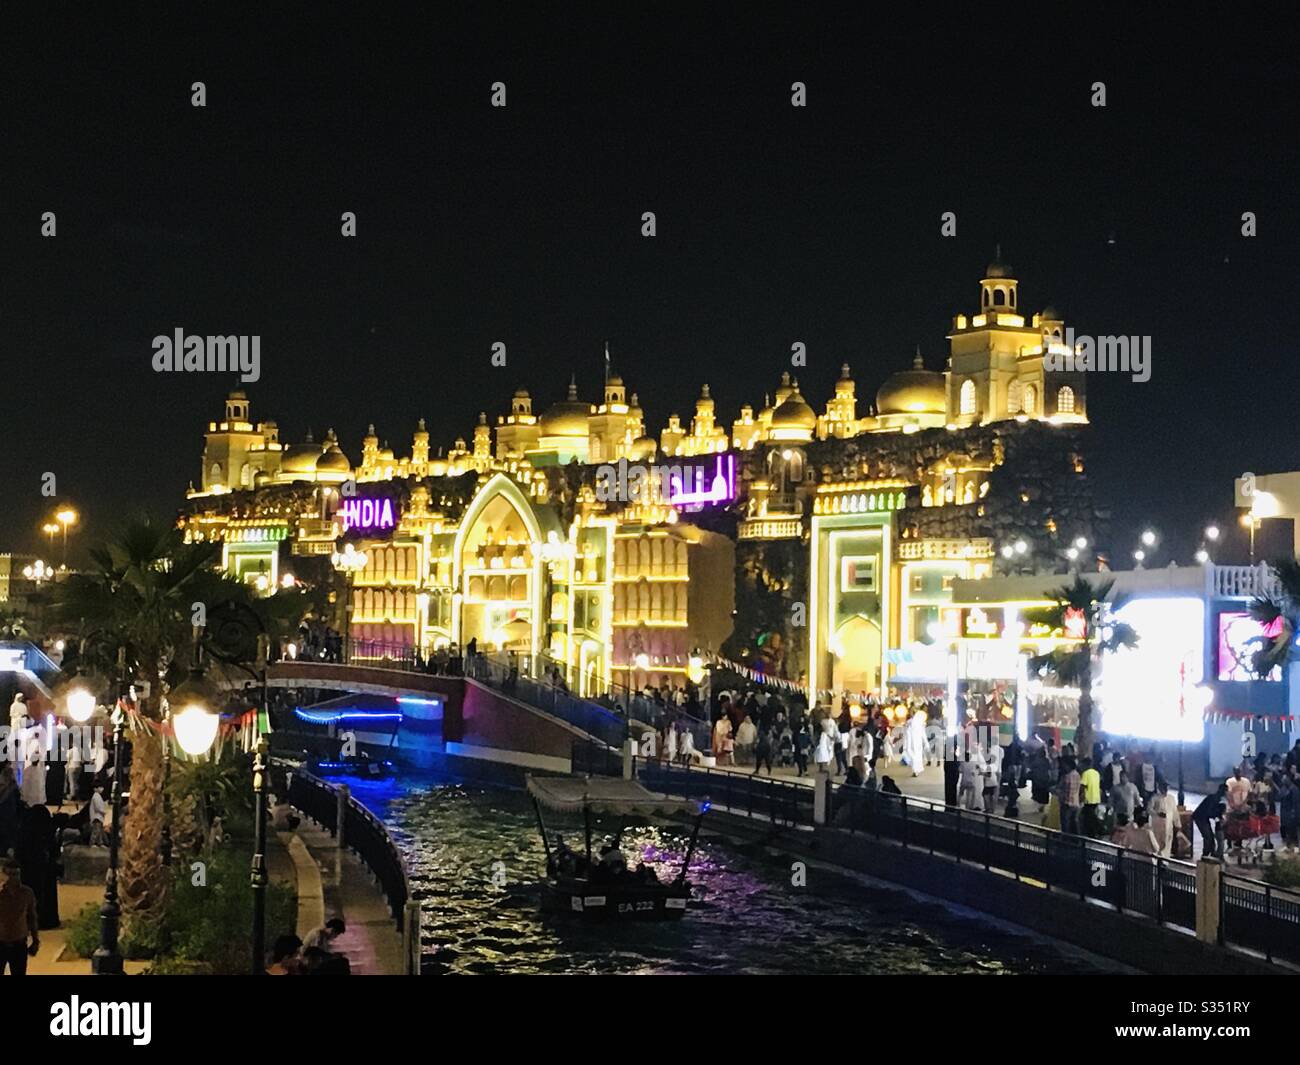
[316,444,352,475]
[281,429,323,475]
[984,245,1014,279]
[539,378,592,438]
[876,351,946,415]
[769,381,817,435]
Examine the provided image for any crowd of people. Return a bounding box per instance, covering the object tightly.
[634,677,1300,866]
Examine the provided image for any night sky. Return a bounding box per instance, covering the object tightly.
[3,8,1298,566]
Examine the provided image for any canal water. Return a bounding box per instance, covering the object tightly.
[348,772,1123,975]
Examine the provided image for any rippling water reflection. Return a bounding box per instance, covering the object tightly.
[348,774,1120,975]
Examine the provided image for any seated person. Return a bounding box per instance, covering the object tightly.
[596,844,627,879]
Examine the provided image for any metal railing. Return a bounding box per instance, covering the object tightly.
[629,759,1300,967]
[277,761,419,972]
[330,640,713,751]
[832,784,1200,928]
[636,759,814,827]
[1221,871,1300,968]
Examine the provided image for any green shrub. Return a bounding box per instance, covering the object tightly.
[64,848,296,973]
[65,902,101,959]
[1264,855,1300,890]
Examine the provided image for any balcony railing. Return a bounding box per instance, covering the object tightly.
[1208,562,1282,600]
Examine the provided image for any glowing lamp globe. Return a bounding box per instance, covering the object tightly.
[173,704,220,756]
[66,685,97,724]
[686,655,706,685]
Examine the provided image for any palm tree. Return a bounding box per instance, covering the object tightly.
[51,519,277,926]
[1022,575,1139,760]
[1247,558,1300,678]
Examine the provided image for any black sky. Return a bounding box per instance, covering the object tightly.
[2,7,1299,565]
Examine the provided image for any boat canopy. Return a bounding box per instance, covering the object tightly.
[527,775,699,817]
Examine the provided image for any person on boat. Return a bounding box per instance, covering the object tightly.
[634,862,659,884]
[550,836,579,877]
[597,844,627,880]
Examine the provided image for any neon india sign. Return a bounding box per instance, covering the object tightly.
[668,452,736,509]
[338,496,397,533]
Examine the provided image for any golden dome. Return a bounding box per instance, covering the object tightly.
[282,430,322,475]
[876,353,945,415]
[627,435,657,461]
[539,379,591,437]
[316,446,352,474]
[770,386,816,430]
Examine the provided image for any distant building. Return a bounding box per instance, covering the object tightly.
[180,256,1100,699]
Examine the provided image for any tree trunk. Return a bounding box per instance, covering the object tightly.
[1075,655,1094,762]
[118,728,170,924]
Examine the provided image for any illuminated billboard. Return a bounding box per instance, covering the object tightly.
[1217,611,1282,682]
[1095,597,1206,742]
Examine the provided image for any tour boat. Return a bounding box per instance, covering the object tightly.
[527,775,707,922]
[312,754,397,778]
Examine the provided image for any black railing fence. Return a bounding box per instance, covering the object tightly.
[278,761,412,930]
[1221,872,1300,968]
[636,758,814,827]
[627,759,1300,967]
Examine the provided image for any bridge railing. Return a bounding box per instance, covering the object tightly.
[634,758,815,827]
[629,759,1300,967]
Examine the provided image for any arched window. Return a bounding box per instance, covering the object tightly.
[959,379,976,415]
[1009,288,1016,308]
[1057,386,1076,414]
[1007,380,1022,414]
[240,463,253,487]
[1023,384,1038,415]
[993,287,1006,306]
[210,463,223,485]
[982,288,990,307]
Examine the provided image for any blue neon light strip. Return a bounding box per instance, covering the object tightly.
[396,696,442,707]
[294,708,404,725]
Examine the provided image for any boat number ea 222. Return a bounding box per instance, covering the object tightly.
[618,901,655,913]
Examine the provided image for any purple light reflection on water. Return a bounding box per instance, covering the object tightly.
[342,771,1125,976]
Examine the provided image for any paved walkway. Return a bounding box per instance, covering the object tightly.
[290,820,406,975]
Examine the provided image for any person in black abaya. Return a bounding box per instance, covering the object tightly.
[16,805,60,929]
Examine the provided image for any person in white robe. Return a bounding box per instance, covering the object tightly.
[1148,780,1179,857]
[21,734,47,807]
[679,726,698,766]
[902,712,927,778]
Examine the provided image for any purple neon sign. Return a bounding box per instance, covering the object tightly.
[338,496,396,532]
[668,452,736,508]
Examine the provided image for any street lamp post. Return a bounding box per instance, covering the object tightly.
[56,508,78,568]
[331,544,368,663]
[92,650,128,976]
[251,735,270,973]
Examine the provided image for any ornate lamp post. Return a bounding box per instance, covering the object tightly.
[22,559,53,585]
[91,649,129,976]
[331,543,368,663]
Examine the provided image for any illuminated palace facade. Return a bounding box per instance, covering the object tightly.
[180,257,1099,699]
